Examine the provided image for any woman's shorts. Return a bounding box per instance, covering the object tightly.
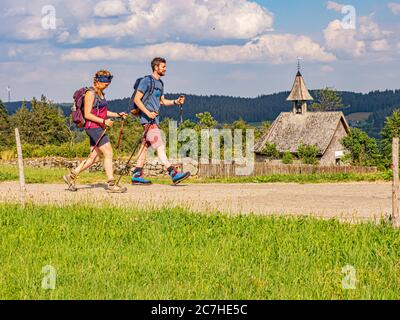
[85,127,110,148]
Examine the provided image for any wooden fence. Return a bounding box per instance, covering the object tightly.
[197,163,378,178]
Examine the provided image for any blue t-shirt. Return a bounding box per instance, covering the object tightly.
[138,76,164,125]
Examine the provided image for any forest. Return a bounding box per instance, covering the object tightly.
[5,89,400,139]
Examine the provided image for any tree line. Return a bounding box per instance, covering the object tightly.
[1,89,400,168]
[5,89,400,139]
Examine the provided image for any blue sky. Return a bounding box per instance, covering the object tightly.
[0,0,399,102]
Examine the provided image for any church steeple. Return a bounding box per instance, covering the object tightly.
[286,62,313,115]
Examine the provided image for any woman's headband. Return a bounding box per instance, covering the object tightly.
[95,75,113,83]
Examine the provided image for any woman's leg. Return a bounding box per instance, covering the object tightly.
[74,147,101,175]
[98,142,114,181]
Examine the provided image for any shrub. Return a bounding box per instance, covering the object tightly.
[341,128,380,166]
[262,143,280,159]
[298,143,319,165]
[282,151,294,164]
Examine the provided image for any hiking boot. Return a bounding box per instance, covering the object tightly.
[63,171,78,192]
[168,167,191,185]
[131,170,152,186]
[107,179,127,194]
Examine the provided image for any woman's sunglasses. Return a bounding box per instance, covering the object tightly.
[96,75,113,83]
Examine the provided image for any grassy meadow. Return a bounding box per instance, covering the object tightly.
[0,203,399,300]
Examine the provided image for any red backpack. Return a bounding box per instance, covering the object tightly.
[71,87,98,128]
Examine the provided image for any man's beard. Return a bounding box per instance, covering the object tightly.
[157,71,166,76]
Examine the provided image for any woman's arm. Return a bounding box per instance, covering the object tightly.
[107,111,120,118]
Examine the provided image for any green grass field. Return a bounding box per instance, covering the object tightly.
[0,164,391,185]
[345,112,373,122]
[0,203,399,300]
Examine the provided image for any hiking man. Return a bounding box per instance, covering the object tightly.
[64,70,128,193]
[131,57,190,185]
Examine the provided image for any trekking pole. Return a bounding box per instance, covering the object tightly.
[178,95,185,126]
[115,120,155,186]
[116,117,125,156]
[180,104,183,126]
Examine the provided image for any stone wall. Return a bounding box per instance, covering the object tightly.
[0,157,200,177]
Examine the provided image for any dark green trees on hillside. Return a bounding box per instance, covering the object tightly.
[0,100,12,147]
[10,95,70,146]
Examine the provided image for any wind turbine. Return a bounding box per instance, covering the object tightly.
[6,85,11,104]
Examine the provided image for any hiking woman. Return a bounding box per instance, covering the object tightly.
[63,70,127,193]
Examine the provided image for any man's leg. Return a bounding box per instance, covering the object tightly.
[135,141,149,168]
[156,143,191,185]
[132,140,152,185]
[155,144,172,169]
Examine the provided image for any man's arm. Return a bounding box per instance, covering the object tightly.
[134,90,158,119]
[160,95,185,106]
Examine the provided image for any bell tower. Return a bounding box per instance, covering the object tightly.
[286,61,313,115]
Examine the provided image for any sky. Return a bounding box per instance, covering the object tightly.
[0,0,399,103]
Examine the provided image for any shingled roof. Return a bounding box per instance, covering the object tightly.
[287,71,314,101]
[254,112,350,155]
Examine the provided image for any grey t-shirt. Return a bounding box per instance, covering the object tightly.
[138,76,164,125]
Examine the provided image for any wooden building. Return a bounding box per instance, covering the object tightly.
[254,70,350,166]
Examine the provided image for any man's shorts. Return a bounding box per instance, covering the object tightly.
[85,127,110,148]
[142,123,163,149]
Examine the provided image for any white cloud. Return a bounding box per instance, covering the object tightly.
[388,2,400,15]
[370,39,390,52]
[321,65,334,73]
[324,20,366,57]
[358,15,388,41]
[8,47,23,58]
[323,15,392,57]
[78,0,274,42]
[57,31,71,43]
[4,7,28,17]
[61,34,336,64]
[14,16,53,41]
[94,0,129,18]
[326,1,344,12]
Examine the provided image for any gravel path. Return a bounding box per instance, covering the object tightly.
[0,181,393,222]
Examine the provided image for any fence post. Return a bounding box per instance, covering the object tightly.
[392,137,399,227]
[15,128,26,208]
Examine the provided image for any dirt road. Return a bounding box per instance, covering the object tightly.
[0,181,392,222]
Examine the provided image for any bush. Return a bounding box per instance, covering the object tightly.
[341,128,381,166]
[298,143,319,165]
[10,141,91,158]
[0,150,16,160]
[282,151,294,164]
[262,143,280,159]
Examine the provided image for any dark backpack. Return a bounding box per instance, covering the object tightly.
[71,87,99,128]
[130,75,164,117]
